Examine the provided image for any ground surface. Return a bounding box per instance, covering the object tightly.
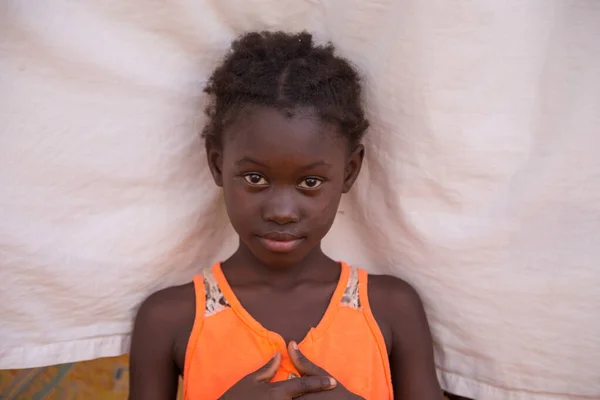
[0,355,463,399]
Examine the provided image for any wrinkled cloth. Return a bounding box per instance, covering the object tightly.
[1,1,599,399]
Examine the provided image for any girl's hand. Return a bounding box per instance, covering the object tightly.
[219,352,336,399]
[288,342,366,399]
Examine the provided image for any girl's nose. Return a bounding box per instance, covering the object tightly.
[262,187,300,225]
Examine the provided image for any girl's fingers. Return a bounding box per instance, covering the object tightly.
[252,352,282,382]
[287,341,330,377]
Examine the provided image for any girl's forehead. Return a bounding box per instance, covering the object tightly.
[222,106,348,164]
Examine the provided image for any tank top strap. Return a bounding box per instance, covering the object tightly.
[183,264,226,383]
[202,265,231,317]
[340,264,362,309]
[354,266,394,394]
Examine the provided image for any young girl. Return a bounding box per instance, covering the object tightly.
[129,31,442,400]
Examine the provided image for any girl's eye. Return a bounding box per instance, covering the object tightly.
[297,177,323,189]
[243,173,268,186]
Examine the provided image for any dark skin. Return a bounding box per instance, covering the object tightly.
[129,106,442,399]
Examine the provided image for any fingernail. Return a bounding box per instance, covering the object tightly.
[329,377,336,387]
[291,341,298,350]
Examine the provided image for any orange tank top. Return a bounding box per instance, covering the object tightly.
[183,262,393,399]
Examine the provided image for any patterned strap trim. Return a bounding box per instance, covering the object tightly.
[203,268,230,317]
[340,267,361,309]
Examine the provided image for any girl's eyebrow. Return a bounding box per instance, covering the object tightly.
[235,157,267,167]
[235,157,331,171]
[298,161,332,171]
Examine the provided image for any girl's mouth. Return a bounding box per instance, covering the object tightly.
[256,234,305,253]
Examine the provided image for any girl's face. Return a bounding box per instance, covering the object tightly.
[208,106,363,268]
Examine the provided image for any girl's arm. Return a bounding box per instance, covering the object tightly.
[369,275,443,400]
[129,286,193,400]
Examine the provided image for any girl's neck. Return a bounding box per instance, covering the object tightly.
[222,240,339,289]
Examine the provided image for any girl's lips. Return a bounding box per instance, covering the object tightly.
[257,236,305,253]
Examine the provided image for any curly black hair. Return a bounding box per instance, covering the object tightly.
[202,31,369,150]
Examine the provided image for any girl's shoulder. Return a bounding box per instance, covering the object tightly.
[366,273,429,352]
[365,273,442,397]
[131,282,196,374]
[367,273,424,315]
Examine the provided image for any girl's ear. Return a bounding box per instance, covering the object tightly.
[342,144,364,193]
[206,143,224,187]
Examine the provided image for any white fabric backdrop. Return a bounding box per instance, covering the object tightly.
[1,1,599,399]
